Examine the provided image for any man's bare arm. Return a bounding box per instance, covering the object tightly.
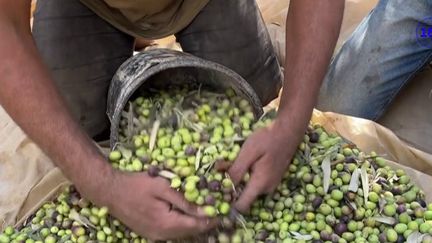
[230,0,344,212]
[0,2,218,239]
[277,0,345,139]
[0,0,112,204]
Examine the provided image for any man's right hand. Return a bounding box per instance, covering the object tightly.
[100,171,217,241]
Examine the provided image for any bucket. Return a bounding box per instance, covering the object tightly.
[107,49,264,148]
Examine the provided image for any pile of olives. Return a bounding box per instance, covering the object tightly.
[1,86,432,243]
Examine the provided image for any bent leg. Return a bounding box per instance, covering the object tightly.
[317,0,432,120]
[175,0,283,106]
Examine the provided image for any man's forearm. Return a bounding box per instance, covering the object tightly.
[0,6,112,205]
[276,0,344,139]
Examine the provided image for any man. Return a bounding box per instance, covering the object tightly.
[0,0,344,240]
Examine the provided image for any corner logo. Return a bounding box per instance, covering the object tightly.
[416,17,432,48]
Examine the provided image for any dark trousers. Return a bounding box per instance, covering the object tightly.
[32,0,282,139]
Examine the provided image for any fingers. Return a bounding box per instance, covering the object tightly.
[151,201,217,240]
[158,187,206,218]
[228,137,263,184]
[234,165,266,214]
[164,209,218,238]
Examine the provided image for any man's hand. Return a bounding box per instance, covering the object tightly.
[229,0,344,213]
[229,120,295,213]
[102,171,217,241]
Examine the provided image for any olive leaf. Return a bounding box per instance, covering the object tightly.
[149,119,160,151]
[230,134,245,142]
[321,155,331,194]
[258,108,277,121]
[69,209,96,229]
[230,209,248,231]
[372,216,396,225]
[361,163,369,204]
[348,168,360,192]
[407,231,425,243]
[346,200,358,211]
[195,147,202,171]
[304,143,311,163]
[388,173,398,184]
[58,235,71,243]
[290,231,313,241]
[174,108,203,132]
[379,198,386,214]
[312,145,339,161]
[204,145,217,155]
[370,160,377,177]
[159,170,177,180]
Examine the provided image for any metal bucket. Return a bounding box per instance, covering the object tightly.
[107,49,263,148]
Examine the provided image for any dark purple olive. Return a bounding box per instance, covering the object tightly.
[205,195,216,205]
[396,204,406,214]
[198,176,208,189]
[50,211,59,219]
[379,232,387,242]
[208,180,221,192]
[147,165,160,177]
[184,146,197,156]
[309,132,319,143]
[255,230,269,241]
[288,179,300,191]
[396,234,405,243]
[377,178,389,186]
[340,215,350,223]
[391,187,402,195]
[334,223,347,236]
[418,199,427,208]
[344,156,356,164]
[265,240,276,243]
[312,197,323,209]
[331,233,340,243]
[320,231,332,241]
